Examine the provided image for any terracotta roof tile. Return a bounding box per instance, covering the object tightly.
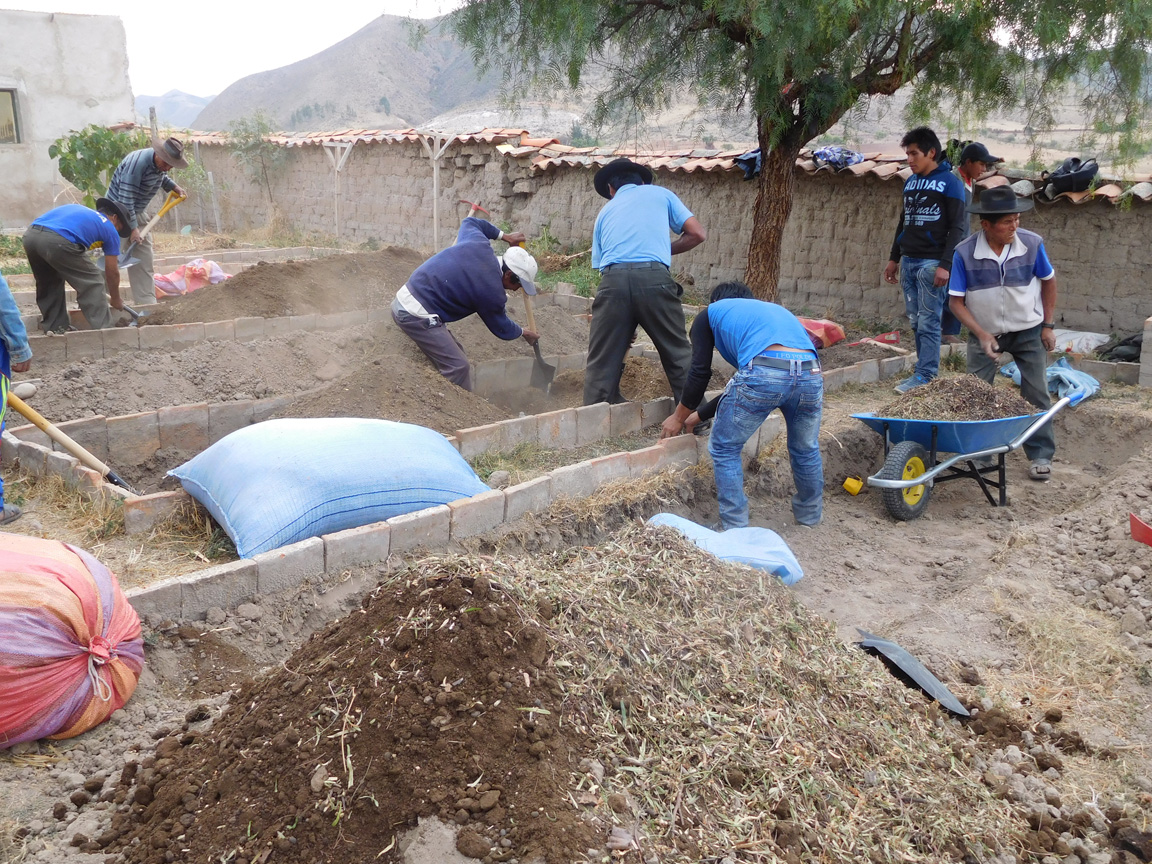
[182,125,1151,205]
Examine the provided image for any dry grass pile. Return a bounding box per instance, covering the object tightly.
[879,375,1034,421]
[484,523,1019,862]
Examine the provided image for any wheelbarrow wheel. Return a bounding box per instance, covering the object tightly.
[879,440,932,521]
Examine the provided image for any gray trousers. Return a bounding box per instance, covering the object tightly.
[967,324,1055,461]
[22,225,113,333]
[391,299,473,391]
[126,210,157,306]
[583,263,691,405]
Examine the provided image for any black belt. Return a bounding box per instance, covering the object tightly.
[602,261,668,272]
[751,355,821,371]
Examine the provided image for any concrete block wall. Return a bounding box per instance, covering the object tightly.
[193,138,1152,333]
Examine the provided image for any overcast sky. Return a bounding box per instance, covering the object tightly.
[11,0,462,96]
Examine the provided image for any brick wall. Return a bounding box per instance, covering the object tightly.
[196,140,1151,333]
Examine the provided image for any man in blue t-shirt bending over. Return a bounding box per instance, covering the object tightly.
[585,158,707,405]
[391,217,539,391]
[661,282,824,530]
[22,199,132,334]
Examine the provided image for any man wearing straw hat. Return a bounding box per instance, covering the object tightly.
[106,136,188,306]
[946,185,1058,482]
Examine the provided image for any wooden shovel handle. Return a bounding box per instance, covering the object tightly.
[7,392,114,478]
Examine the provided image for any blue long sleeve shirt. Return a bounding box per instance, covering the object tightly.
[0,275,32,364]
[106,148,177,230]
[405,218,522,340]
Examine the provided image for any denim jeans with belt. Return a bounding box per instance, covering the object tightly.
[709,362,824,529]
[900,256,945,380]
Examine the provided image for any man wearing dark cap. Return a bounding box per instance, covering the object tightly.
[21,199,132,333]
[941,141,1004,343]
[584,158,707,405]
[947,185,1058,481]
[106,135,188,306]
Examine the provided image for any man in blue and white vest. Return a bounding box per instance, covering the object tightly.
[946,185,1058,482]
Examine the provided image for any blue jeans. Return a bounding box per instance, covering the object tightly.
[709,364,824,528]
[900,257,945,379]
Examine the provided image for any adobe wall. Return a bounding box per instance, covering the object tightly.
[194,140,1151,334]
[0,10,134,228]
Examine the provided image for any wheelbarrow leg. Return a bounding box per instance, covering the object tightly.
[998,453,1007,506]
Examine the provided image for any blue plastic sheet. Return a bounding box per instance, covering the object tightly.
[999,356,1100,405]
[647,513,804,585]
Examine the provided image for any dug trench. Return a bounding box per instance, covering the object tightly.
[19,248,895,433]
[4,379,1152,864]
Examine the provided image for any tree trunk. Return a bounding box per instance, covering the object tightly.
[744,127,805,302]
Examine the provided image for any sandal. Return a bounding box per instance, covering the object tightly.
[0,503,22,525]
[1028,460,1052,482]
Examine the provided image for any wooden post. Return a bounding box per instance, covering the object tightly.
[322,141,356,239]
[419,133,451,250]
[207,171,222,233]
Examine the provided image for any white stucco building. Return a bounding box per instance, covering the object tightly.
[0,9,135,229]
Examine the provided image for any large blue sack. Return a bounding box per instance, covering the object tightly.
[647,513,804,585]
[169,418,489,557]
[998,356,1100,406]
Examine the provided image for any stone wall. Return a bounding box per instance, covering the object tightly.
[195,139,1152,333]
[0,10,135,228]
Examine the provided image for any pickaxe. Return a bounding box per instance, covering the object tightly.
[459,199,491,219]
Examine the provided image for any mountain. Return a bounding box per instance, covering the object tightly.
[192,16,501,132]
[136,90,214,129]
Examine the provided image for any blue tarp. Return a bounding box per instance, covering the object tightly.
[647,513,804,585]
[999,356,1100,406]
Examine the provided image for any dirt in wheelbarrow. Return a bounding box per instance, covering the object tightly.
[877,375,1034,421]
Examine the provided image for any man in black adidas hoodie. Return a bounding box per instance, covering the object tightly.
[882,126,967,393]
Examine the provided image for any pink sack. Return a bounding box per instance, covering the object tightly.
[798,317,847,349]
[0,533,144,747]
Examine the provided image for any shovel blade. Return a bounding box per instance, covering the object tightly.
[530,342,556,392]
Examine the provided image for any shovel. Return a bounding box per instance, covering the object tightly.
[521,291,557,394]
[507,238,556,394]
[7,393,139,495]
[118,191,186,268]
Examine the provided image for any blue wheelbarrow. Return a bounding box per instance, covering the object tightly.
[851,396,1071,521]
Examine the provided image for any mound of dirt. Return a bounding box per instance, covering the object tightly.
[109,572,600,864]
[144,247,425,324]
[819,340,904,369]
[278,360,509,432]
[878,374,1034,420]
[105,523,1027,864]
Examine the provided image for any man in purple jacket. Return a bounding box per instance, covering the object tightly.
[391,217,540,391]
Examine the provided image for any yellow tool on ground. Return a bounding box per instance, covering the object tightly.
[118,191,187,268]
[6,393,139,494]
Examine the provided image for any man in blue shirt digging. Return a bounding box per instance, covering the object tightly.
[662,282,824,530]
[391,217,540,391]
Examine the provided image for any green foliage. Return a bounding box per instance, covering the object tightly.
[227,112,286,204]
[48,125,149,207]
[379,96,391,115]
[566,121,599,147]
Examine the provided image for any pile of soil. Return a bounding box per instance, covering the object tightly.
[108,573,601,864]
[819,340,904,369]
[144,248,424,324]
[878,375,1034,421]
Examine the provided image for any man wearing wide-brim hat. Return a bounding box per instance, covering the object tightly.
[946,185,1058,481]
[106,135,188,306]
[584,157,707,405]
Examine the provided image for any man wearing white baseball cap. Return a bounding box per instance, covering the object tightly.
[391,216,540,391]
